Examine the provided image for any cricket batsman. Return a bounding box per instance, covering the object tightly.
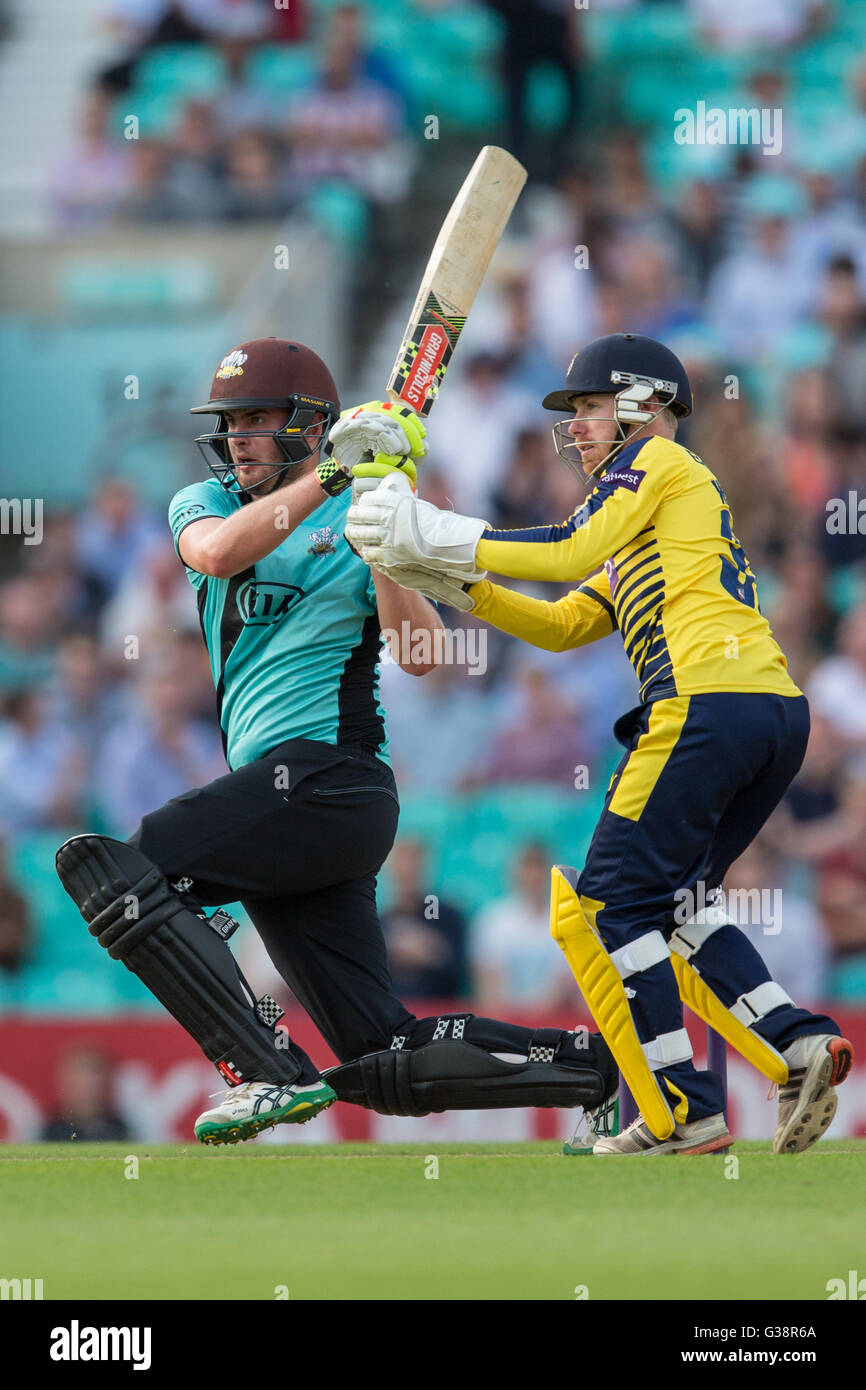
[55,336,617,1145]
[344,331,854,1155]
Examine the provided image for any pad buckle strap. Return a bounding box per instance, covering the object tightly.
[669,912,726,961]
[730,981,793,1027]
[610,930,669,980]
[642,1028,693,1070]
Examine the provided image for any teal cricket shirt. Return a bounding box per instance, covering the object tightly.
[168,478,390,771]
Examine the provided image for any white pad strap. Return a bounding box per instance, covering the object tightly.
[642,1028,693,1070]
[669,910,728,961]
[610,930,669,980]
[731,982,794,1027]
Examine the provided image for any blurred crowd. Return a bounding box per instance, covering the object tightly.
[52,1,416,232]
[3,0,866,1012]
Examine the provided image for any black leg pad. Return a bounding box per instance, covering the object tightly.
[56,834,300,1088]
[324,1038,613,1116]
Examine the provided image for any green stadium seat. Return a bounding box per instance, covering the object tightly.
[412,6,503,61]
[790,42,861,90]
[135,44,227,98]
[525,63,572,132]
[827,955,866,1001]
[621,63,704,129]
[391,795,456,849]
[306,181,369,247]
[246,44,317,98]
[399,47,501,129]
[112,90,184,138]
[582,6,694,62]
[16,964,123,1013]
[581,11,640,62]
[368,11,423,56]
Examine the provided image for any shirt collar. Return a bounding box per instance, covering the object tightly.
[604,436,652,476]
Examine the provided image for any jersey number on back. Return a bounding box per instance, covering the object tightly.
[711,479,758,611]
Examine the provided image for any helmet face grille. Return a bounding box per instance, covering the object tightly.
[192,394,338,494]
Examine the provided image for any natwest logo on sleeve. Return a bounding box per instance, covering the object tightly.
[606,468,645,493]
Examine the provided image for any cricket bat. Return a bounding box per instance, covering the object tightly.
[386,146,527,418]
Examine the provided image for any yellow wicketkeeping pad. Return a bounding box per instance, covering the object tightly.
[671,954,789,1083]
[550,865,675,1140]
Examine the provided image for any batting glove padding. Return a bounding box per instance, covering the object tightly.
[346,472,488,577]
[328,400,427,489]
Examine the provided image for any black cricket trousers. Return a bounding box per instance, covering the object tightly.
[129,738,414,1065]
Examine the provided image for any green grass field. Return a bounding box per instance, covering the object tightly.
[2,1140,864,1301]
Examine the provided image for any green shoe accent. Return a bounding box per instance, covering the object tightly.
[195,1082,337,1146]
[562,1096,620,1156]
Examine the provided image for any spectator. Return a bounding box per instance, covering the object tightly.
[706,176,812,359]
[41,1047,130,1143]
[213,38,277,136]
[223,129,291,222]
[604,236,698,340]
[489,429,561,531]
[0,840,33,977]
[815,761,866,994]
[379,658,498,795]
[807,602,866,753]
[689,0,824,51]
[667,177,728,297]
[725,837,830,1007]
[484,0,580,179]
[284,26,409,206]
[93,652,226,836]
[470,842,573,1010]
[0,690,86,836]
[0,578,61,693]
[431,352,539,517]
[161,99,226,222]
[480,665,592,790]
[764,714,848,864]
[820,255,866,436]
[113,137,184,224]
[75,479,162,611]
[99,536,203,665]
[381,839,467,999]
[44,633,130,770]
[50,89,131,231]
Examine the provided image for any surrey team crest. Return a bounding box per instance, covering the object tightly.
[307,526,338,556]
[216,349,248,379]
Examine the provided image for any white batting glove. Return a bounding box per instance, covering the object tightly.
[346,472,488,578]
[328,404,426,474]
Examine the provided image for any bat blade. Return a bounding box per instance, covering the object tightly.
[386,146,527,417]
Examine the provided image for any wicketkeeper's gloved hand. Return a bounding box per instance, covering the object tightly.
[375,562,479,612]
[316,400,427,497]
[346,471,488,578]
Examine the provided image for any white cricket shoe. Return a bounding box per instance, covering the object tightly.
[593,1112,731,1155]
[194,1079,336,1146]
[773,1034,853,1154]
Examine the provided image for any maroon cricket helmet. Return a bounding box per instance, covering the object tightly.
[190,337,341,492]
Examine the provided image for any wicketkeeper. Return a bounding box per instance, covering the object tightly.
[56,336,616,1145]
[344,332,854,1155]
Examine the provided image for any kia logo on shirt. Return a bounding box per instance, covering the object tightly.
[235,580,304,625]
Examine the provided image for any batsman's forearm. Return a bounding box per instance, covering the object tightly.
[372,570,444,675]
[200,470,329,575]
